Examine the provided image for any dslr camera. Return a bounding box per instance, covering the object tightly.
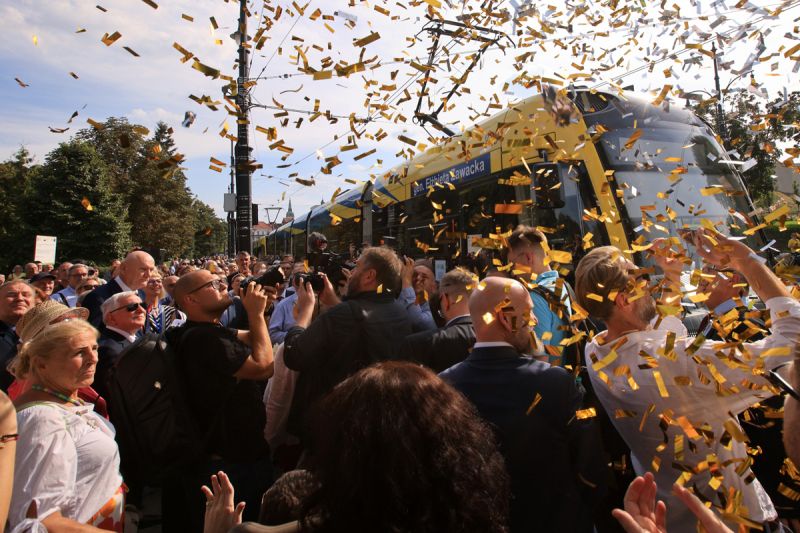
[240,266,286,293]
[296,252,355,292]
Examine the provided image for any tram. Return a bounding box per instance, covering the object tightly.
[266,88,763,272]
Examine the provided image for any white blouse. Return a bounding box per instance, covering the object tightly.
[9,402,123,529]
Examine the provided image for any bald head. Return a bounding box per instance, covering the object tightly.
[173,270,209,308]
[470,277,536,353]
[118,251,155,290]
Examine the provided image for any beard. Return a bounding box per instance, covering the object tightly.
[346,272,362,296]
[636,295,657,324]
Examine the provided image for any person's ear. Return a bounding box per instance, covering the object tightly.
[496,310,513,333]
[614,290,630,311]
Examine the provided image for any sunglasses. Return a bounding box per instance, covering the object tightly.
[188,279,221,294]
[112,302,146,313]
[147,279,163,285]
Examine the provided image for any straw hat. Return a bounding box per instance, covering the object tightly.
[16,300,90,343]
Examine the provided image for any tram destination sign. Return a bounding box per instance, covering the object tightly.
[411,152,491,197]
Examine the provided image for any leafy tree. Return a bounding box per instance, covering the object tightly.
[75,117,148,198]
[0,148,35,269]
[21,141,131,263]
[693,91,777,207]
[191,198,227,257]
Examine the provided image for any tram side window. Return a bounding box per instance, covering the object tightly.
[532,163,565,209]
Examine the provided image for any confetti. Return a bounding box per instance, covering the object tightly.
[14,78,28,88]
[101,31,122,47]
[81,197,94,211]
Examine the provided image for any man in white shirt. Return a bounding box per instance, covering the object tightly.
[50,263,89,307]
[575,230,800,531]
[83,251,155,327]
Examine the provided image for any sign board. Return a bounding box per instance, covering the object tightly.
[411,152,491,197]
[434,259,447,281]
[223,193,237,213]
[34,235,57,264]
[467,234,482,256]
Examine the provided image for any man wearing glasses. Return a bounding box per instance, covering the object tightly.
[95,291,146,401]
[50,263,89,307]
[163,269,275,531]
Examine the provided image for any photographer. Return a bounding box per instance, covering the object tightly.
[164,269,278,531]
[283,247,412,445]
[269,263,308,345]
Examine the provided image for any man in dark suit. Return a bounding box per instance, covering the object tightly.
[0,281,35,391]
[440,276,606,533]
[95,291,146,401]
[399,267,476,372]
[83,250,155,327]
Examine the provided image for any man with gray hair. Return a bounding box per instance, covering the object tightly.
[50,263,89,307]
[399,267,478,372]
[95,291,146,401]
[83,250,155,327]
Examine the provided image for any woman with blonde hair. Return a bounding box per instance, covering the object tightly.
[8,319,125,531]
[142,273,185,334]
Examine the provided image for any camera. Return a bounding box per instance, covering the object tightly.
[240,266,286,293]
[294,271,326,293]
[304,252,356,290]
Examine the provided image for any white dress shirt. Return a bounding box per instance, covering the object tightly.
[585,296,800,530]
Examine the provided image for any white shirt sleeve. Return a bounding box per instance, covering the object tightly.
[10,406,79,526]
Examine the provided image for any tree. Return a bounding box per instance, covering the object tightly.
[693,92,777,207]
[21,141,131,263]
[77,118,196,256]
[191,198,227,257]
[152,121,177,157]
[0,148,35,268]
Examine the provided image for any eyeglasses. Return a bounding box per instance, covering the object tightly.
[147,279,163,285]
[112,302,145,313]
[188,279,221,294]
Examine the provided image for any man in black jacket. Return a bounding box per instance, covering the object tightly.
[440,276,606,533]
[95,291,146,401]
[284,246,411,441]
[0,281,34,391]
[399,267,476,372]
[83,250,155,327]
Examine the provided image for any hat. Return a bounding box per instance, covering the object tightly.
[16,300,90,343]
[29,272,56,283]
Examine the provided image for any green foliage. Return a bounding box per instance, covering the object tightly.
[693,91,780,208]
[21,141,131,263]
[0,117,227,270]
[0,148,34,268]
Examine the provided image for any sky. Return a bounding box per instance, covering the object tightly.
[2,0,799,223]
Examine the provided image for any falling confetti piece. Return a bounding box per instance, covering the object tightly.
[101,31,122,46]
[68,72,79,79]
[140,0,158,8]
[123,47,140,57]
[14,78,29,88]
[32,35,38,46]
[81,197,94,211]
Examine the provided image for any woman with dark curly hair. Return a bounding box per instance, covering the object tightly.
[202,361,510,533]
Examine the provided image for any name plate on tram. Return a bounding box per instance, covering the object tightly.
[411,152,491,197]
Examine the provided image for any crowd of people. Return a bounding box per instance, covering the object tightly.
[0,226,799,532]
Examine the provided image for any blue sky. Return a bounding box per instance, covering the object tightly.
[2,0,798,222]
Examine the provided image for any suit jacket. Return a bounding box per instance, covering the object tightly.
[83,278,123,328]
[399,315,475,372]
[440,346,606,533]
[0,322,18,392]
[96,325,134,401]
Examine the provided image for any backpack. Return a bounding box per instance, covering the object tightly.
[107,328,211,483]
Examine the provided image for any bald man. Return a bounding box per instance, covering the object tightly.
[440,277,606,533]
[83,250,155,327]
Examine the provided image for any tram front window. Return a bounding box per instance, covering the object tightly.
[602,129,762,266]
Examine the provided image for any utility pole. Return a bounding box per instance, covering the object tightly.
[711,43,727,145]
[234,0,253,254]
[227,139,236,255]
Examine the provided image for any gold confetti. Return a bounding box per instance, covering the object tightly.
[576,408,597,420]
[526,392,542,415]
[81,197,94,211]
[101,31,122,46]
[140,0,158,8]
[14,78,29,88]
[123,47,140,57]
[653,371,669,397]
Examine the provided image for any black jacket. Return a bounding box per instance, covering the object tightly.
[0,322,18,392]
[83,278,123,327]
[96,325,134,401]
[440,346,607,533]
[283,291,412,439]
[399,315,475,372]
